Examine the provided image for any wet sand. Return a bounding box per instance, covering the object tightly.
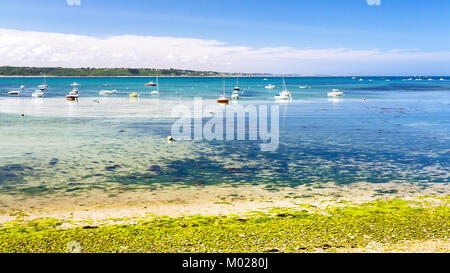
[1,181,447,226]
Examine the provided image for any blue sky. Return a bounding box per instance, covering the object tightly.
[0,0,449,75]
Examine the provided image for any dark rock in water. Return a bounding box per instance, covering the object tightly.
[82,226,99,229]
[194,181,204,186]
[148,165,162,173]
[49,158,59,166]
[128,176,138,180]
[105,164,121,171]
[264,249,280,253]
[171,178,184,182]
[94,174,104,177]
[119,130,127,133]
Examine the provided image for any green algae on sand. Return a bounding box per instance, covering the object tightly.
[0,198,448,253]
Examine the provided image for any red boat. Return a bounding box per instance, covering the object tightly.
[216,95,229,104]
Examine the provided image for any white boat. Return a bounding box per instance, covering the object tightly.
[20,74,25,89]
[231,90,239,100]
[274,77,292,100]
[70,82,80,87]
[32,89,45,98]
[440,78,445,81]
[234,77,240,92]
[99,89,118,95]
[66,89,79,101]
[7,90,21,95]
[38,75,48,90]
[151,75,160,95]
[327,89,344,97]
[299,85,309,89]
[265,84,275,89]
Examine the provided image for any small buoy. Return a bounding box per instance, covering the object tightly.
[20,113,24,117]
[167,136,174,142]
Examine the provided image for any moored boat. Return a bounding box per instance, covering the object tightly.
[274,76,292,101]
[99,89,118,95]
[6,90,21,95]
[327,89,344,97]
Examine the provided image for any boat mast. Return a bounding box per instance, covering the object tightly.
[156,73,159,93]
[223,76,226,96]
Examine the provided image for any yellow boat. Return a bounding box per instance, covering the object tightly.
[129,92,139,97]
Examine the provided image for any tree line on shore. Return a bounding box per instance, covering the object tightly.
[0,66,226,76]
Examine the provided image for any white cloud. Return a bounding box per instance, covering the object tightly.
[66,0,81,6]
[0,28,449,75]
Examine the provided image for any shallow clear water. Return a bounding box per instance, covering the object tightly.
[0,77,449,198]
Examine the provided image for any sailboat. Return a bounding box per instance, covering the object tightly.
[231,77,240,99]
[33,74,46,97]
[38,74,47,90]
[151,75,160,95]
[145,74,158,87]
[217,77,230,104]
[274,76,292,100]
[20,73,25,89]
[32,89,45,98]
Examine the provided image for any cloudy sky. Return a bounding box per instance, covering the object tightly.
[0,0,449,75]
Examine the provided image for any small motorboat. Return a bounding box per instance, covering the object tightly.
[265,84,275,89]
[327,89,344,97]
[440,78,445,81]
[66,88,79,101]
[70,82,80,87]
[6,90,21,95]
[231,90,239,100]
[151,90,159,95]
[299,85,309,89]
[217,95,230,104]
[145,81,157,87]
[66,92,78,101]
[32,89,45,98]
[129,92,139,98]
[99,89,118,95]
[20,85,25,89]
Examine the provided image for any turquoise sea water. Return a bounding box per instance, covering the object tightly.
[0,77,449,199]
